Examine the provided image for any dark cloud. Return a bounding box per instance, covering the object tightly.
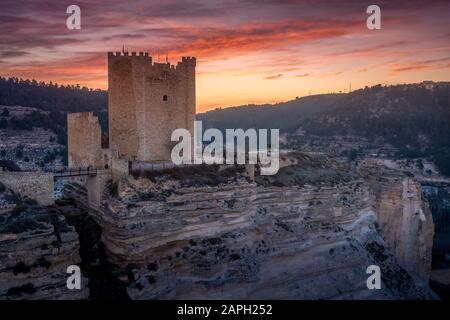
[0,50,28,58]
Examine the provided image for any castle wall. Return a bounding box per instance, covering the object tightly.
[108,52,196,162]
[87,171,111,210]
[108,56,140,158]
[0,171,54,205]
[111,157,129,178]
[67,112,103,168]
[176,57,196,147]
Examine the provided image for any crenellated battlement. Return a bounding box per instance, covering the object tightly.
[108,51,195,71]
[178,56,197,67]
[108,51,149,57]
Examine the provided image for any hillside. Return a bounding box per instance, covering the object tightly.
[0,77,107,113]
[197,93,342,132]
[0,77,109,169]
[0,77,109,144]
[198,82,450,176]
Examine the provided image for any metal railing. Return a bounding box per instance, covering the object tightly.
[130,161,194,172]
[53,167,98,178]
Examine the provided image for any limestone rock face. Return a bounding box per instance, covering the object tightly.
[362,166,435,284]
[0,205,89,300]
[89,154,436,299]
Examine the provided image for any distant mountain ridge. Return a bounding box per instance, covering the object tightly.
[198,82,450,176]
[198,93,342,133]
[198,82,450,132]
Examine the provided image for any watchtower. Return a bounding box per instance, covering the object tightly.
[108,51,196,161]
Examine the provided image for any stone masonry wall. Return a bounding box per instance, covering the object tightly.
[108,52,196,162]
[87,171,112,210]
[67,112,103,168]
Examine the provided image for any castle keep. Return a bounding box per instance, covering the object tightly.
[108,52,196,161]
[68,52,196,169]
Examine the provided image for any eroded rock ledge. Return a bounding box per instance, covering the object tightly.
[79,152,436,299]
[0,186,89,300]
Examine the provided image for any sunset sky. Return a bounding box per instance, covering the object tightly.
[0,0,449,112]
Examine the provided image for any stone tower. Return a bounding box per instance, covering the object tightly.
[108,51,196,161]
[67,112,103,168]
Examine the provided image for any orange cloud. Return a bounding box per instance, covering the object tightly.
[390,57,450,73]
[168,19,358,59]
[264,74,283,80]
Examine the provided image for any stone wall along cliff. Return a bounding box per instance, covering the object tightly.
[0,205,89,299]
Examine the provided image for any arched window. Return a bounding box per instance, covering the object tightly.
[163,94,168,101]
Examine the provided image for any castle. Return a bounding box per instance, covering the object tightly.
[68,51,196,170]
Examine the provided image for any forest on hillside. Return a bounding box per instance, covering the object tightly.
[0,77,107,113]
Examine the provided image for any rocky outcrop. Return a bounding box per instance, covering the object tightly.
[0,204,89,300]
[421,181,450,299]
[83,153,436,299]
[361,166,434,285]
[0,171,54,206]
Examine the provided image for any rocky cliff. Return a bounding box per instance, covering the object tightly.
[82,152,436,299]
[361,166,434,286]
[0,183,89,300]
